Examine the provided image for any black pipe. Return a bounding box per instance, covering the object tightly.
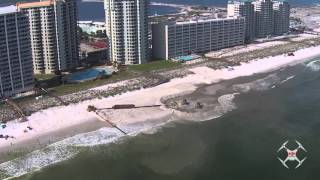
[95,111,127,135]
[97,105,161,110]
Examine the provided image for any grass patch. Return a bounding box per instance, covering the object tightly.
[127,60,181,73]
[34,74,57,80]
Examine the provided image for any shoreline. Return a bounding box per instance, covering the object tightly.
[1,45,320,164]
[0,119,107,163]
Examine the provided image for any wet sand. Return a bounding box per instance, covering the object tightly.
[0,119,107,163]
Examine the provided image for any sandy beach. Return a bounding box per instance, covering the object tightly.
[1,44,320,163]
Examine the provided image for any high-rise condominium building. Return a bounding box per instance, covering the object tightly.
[273,1,290,35]
[17,0,79,74]
[0,6,34,96]
[104,0,149,65]
[228,0,255,42]
[152,17,246,60]
[253,0,274,38]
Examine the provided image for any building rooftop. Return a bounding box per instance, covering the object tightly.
[174,16,244,25]
[16,0,54,9]
[92,22,105,26]
[228,0,253,3]
[80,42,108,53]
[0,5,17,15]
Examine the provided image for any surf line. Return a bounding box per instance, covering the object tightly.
[87,104,161,134]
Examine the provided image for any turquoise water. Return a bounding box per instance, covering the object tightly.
[69,67,111,82]
[178,56,194,61]
[2,57,319,180]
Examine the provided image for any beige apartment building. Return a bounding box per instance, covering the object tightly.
[17,0,79,74]
[104,0,149,65]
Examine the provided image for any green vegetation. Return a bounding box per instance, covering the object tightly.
[128,60,181,73]
[51,60,181,95]
[34,74,57,80]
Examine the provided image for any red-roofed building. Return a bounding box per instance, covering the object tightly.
[80,41,109,66]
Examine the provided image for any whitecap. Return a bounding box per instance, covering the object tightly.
[217,93,239,113]
[232,74,281,93]
[306,59,320,71]
[280,75,295,84]
[0,120,169,179]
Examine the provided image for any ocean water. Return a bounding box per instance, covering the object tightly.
[77,2,180,21]
[76,0,320,21]
[0,56,319,179]
[1,0,318,21]
[151,0,320,6]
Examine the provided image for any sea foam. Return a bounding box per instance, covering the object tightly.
[0,121,168,179]
[232,73,281,93]
[306,59,320,71]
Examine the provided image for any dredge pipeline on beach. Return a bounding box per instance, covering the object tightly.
[87,104,162,134]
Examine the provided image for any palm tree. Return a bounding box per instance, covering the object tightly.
[112,61,119,71]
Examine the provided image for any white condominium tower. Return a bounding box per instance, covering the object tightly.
[253,0,274,38]
[104,0,149,65]
[273,0,290,35]
[17,0,79,74]
[228,0,255,42]
[0,6,34,96]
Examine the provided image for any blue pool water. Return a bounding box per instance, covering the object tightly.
[69,68,111,82]
[178,56,194,61]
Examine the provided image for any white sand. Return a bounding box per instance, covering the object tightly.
[206,40,288,58]
[1,45,320,151]
[206,34,319,58]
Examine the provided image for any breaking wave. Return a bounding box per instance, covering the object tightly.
[216,93,239,114]
[232,74,281,93]
[195,93,239,122]
[280,75,295,84]
[306,60,320,71]
[0,121,169,179]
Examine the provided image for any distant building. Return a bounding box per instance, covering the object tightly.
[17,0,79,75]
[104,0,149,65]
[228,0,255,42]
[273,1,290,35]
[80,41,109,65]
[152,17,246,60]
[253,0,274,38]
[0,6,34,96]
[78,21,106,34]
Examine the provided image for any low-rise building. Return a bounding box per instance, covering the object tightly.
[0,6,34,97]
[78,21,106,34]
[80,41,109,66]
[152,17,246,60]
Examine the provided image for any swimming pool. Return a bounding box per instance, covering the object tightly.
[176,54,201,62]
[178,56,193,61]
[68,67,112,82]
